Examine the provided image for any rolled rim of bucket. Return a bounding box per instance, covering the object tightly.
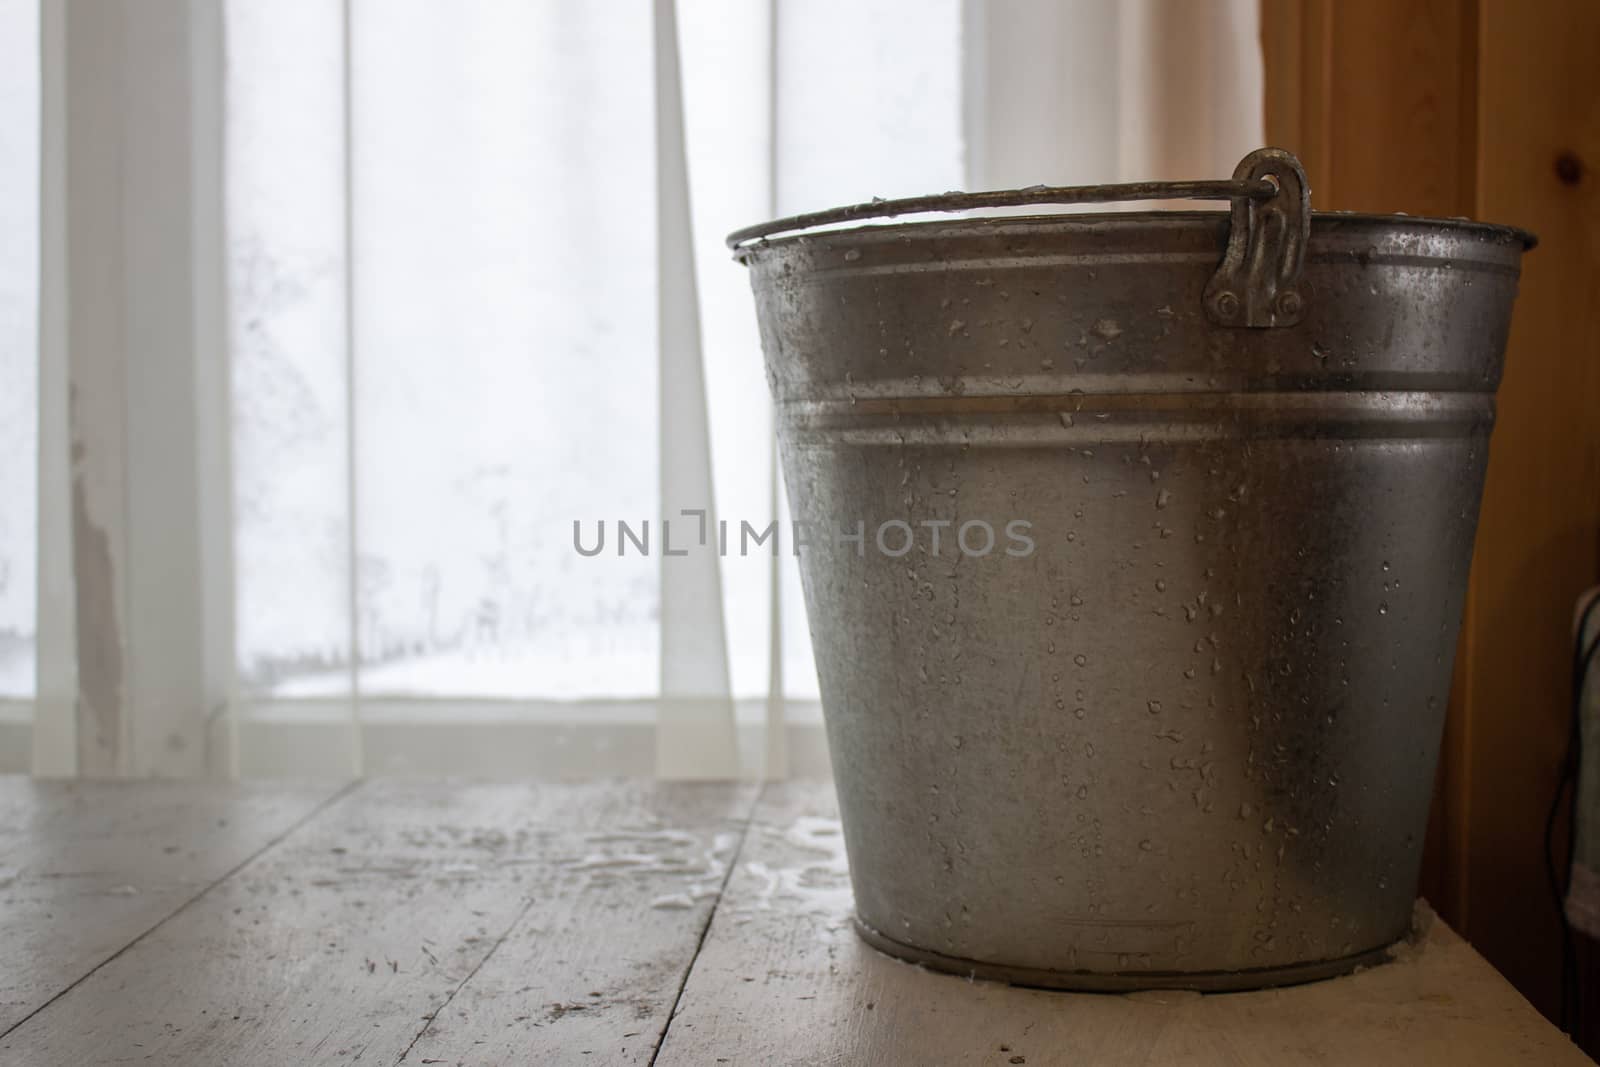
[727,147,1536,256]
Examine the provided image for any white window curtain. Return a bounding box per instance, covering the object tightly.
[0,0,40,768]
[0,0,1261,779]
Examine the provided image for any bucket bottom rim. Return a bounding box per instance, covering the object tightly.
[852,916,1395,993]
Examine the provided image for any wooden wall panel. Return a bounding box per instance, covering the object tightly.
[1467,0,1600,1020]
[1263,0,1600,1024]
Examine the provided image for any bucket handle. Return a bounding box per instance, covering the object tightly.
[727,147,1312,329]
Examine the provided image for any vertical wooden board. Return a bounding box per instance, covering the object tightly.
[1259,0,1331,190]
[0,777,346,1034]
[1260,0,1475,211]
[655,781,1587,1067]
[1464,0,1600,1016]
[50,0,231,777]
[1322,0,1476,214]
[402,781,758,1065]
[0,781,753,1066]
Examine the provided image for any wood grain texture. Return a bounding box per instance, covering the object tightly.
[655,781,1589,1067]
[1261,0,1475,212]
[0,780,755,1066]
[0,777,345,1035]
[1464,0,1600,1019]
[399,781,758,1065]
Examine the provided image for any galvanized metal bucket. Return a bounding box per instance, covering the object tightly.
[730,148,1532,990]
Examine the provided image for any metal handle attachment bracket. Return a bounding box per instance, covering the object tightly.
[1203,148,1311,328]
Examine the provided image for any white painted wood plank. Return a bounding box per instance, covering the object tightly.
[403,781,758,1065]
[31,0,77,778]
[0,781,754,1066]
[656,780,1591,1067]
[50,0,232,777]
[0,776,345,1034]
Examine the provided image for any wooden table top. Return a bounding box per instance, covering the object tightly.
[0,777,1587,1066]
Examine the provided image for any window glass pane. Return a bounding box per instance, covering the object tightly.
[227,0,962,706]
[350,0,657,698]
[0,0,39,700]
[228,0,353,697]
[776,0,965,212]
